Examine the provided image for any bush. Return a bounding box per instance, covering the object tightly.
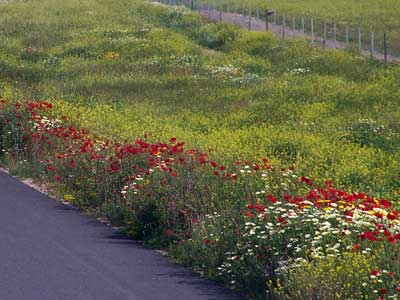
[194,23,241,50]
[275,252,373,300]
[349,118,398,151]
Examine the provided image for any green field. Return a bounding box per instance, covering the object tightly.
[1,0,400,298]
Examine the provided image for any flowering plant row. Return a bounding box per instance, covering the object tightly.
[1,98,399,299]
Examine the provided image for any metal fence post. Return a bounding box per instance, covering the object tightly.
[358,28,362,50]
[265,9,269,31]
[333,23,337,48]
[248,5,252,30]
[256,7,259,20]
[370,31,374,57]
[292,16,296,31]
[323,23,327,48]
[384,32,388,65]
[311,17,314,44]
[283,14,286,39]
[345,26,349,47]
[243,4,246,26]
[219,1,222,21]
[273,11,276,24]
[301,16,305,34]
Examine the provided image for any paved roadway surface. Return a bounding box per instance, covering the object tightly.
[0,171,244,300]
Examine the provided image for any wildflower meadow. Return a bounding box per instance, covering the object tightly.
[1,0,400,299]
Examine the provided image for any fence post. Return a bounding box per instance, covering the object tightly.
[301,16,305,35]
[247,5,250,30]
[323,23,327,48]
[358,28,362,50]
[243,4,246,26]
[219,1,222,21]
[256,7,259,20]
[384,32,388,65]
[311,17,314,44]
[283,14,286,39]
[265,9,269,31]
[191,0,193,9]
[370,31,374,57]
[273,11,276,24]
[333,23,337,48]
[345,26,349,47]
[292,16,296,31]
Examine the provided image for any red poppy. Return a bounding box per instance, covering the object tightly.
[267,195,277,203]
[370,269,379,276]
[209,160,217,168]
[245,211,254,218]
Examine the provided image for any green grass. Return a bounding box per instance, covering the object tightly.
[0,0,399,202]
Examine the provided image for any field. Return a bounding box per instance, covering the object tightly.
[1,0,400,299]
[229,0,400,28]
[204,0,400,55]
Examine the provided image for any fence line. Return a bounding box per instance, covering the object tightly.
[158,0,400,64]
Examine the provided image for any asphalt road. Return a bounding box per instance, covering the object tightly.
[0,171,244,300]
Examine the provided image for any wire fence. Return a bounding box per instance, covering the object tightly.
[158,0,400,64]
